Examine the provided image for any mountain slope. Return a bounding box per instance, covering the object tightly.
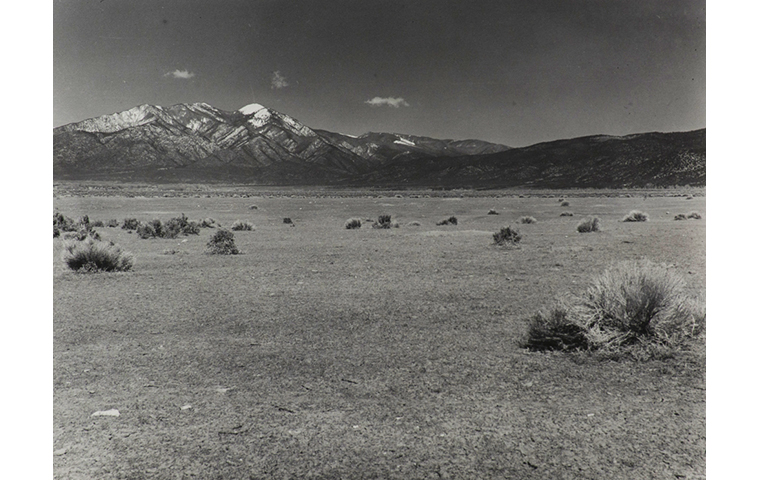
[347,130,706,188]
[53,103,705,187]
[53,103,509,183]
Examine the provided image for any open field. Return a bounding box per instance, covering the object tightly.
[54,192,705,479]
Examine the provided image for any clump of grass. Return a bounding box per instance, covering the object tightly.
[206,229,239,255]
[62,238,134,273]
[231,220,254,231]
[687,211,702,219]
[105,219,119,228]
[487,209,499,215]
[372,214,393,229]
[345,218,362,229]
[122,218,140,230]
[577,217,601,233]
[560,211,574,217]
[560,201,571,207]
[622,210,649,222]
[519,216,537,224]
[493,225,521,245]
[436,216,458,226]
[524,260,705,358]
[674,214,687,221]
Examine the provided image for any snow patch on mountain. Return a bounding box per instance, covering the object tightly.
[239,103,267,115]
[75,105,158,133]
[394,137,416,147]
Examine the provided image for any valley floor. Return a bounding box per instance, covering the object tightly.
[53,191,705,479]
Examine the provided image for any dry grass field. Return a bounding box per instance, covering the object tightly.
[53,191,705,479]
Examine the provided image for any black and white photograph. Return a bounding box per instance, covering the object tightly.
[45,0,716,478]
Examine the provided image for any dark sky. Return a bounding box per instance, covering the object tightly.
[54,0,705,147]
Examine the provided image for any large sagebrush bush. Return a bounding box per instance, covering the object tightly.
[372,214,392,229]
[122,218,140,230]
[62,238,134,273]
[206,229,239,255]
[524,260,705,358]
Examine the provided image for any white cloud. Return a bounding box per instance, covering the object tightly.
[271,71,289,89]
[364,97,410,108]
[164,69,195,79]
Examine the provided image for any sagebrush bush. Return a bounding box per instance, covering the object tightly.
[493,225,521,245]
[525,260,705,357]
[249,205,258,210]
[687,211,702,219]
[519,216,537,224]
[62,238,134,272]
[674,214,687,221]
[488,209,499,215]
[53,212,76,237]
[561,201,571,207]
[90,220,104,227]
[373,214,392,229]
[199,218,216,228]
[122,218,140,230]
[231,220,254,231]
[437,216,458,226]
[560,211,574,217]
[577,217,601,233]
[283,217,293,224]
[344,218,362,229]
[623,210,649,222]
[166,214,200,235]
[407,221,422,227]
[105,219,119,228]
[207,229,239,255]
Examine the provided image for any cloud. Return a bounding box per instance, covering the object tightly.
[164,69,195,79]
[271,71,289,89]
[364,96,410,108]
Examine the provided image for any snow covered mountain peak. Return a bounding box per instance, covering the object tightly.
[239,103,267,115]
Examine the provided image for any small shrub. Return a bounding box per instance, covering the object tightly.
[487,209,499,215]
[561,201,571,207]
[525,304,588,351]
[674,214,687,221]
[519,216,537,224]
[249,205,258,210]
[199,218,216,228]
[436,216,458,226]
[206,229,239,255]
[493,225,521,245]
[687,211,702,219]
[90,220,104,227]
[122,218,140,230]
[62,238,134,272]
[622,210,649,222]
[166,214,200,235]
[283,217,293,225]
[390,220,400,228]
[560,211,574,217]
[53,212,77,236]
[231,220,254,231]
[136,222,157,239]
[105,219,119,228]
[407,221,421,227]
[373,214,392,229]
[577,217,601,233]
[345,218,362,229]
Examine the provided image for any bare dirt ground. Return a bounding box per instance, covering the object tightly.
[53,191,705,479]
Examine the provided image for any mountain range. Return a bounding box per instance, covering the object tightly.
[53,103,705,188]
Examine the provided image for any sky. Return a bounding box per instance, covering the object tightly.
[54,0,705,147]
